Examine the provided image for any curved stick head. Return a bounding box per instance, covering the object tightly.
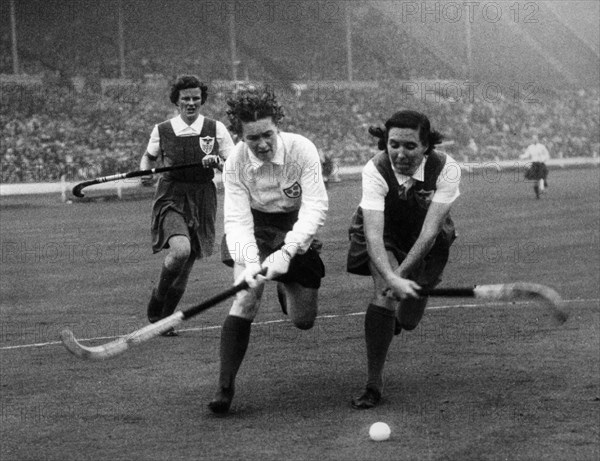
[72,184,86,198]
[60,329,128,360]
[509,283,568,325]
[472,283,568,325]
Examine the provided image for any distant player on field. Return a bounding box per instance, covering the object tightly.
[347,110,461,409]
[207,86,329,414]
[140,75,235,335]
[520,133,550,199]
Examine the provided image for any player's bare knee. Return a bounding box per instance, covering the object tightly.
[167,237,191,266]
[371,295,397,311]
[166,251,190,272]
[229,289,262,319]
[229,303,258,320]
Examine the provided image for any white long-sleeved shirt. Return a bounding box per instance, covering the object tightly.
[223,131,328,264]
[519,142,550,163]
[146,114,235,160]
[360,153,461,211]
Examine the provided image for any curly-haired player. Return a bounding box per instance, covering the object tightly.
[347,110,461,409]
[140,75,235,335]
[208,86,328,413]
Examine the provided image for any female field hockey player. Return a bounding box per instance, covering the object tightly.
[347,110,461,409]
[208,86,328,413]
[140,75,235,335]
[520,133,550,199]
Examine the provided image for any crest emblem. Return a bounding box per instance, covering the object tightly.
[199,136,215,154]
[283,181,302,199]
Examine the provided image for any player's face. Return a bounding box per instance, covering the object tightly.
[177,87,203,124]
[387,127,428,176]
[242,118,278,162]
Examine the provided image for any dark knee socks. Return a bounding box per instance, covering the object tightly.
[218,315,253,390]
[156,264,180,300]
[162,287,185,317]
[365,304,396,392]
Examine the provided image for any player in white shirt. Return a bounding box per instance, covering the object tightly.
[139,75,235,335]
[519,134,550,199]
[347,110,461,409]
[208,86,328,413]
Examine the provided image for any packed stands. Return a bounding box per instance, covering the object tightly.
[1,77,598,183]
[1,1,598,183]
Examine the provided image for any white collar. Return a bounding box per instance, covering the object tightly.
[171,114,204,135]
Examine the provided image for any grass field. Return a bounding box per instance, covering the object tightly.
[1,167,599,461]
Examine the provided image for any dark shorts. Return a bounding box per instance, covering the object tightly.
[346,211,453,289]
[221,209,325,289]
[524,162,548,181]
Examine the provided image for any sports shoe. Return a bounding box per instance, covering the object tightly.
[351,386,381,410]
[147,289,163,323]
[208,387,235,414]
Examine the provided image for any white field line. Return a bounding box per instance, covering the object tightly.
[0,297,597,352]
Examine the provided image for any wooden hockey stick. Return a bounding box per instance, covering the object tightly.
[387,282,567,324]
[60,278,254,360]
[72,162,204,197]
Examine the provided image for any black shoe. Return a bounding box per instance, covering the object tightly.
[277,283,288,315]
[351,387,381,410]
[147,289,163,323]
[208,387,235,414]
[160,328,178,337]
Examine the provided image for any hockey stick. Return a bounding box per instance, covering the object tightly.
[385,282,567,324]
[60,277,256,360]
[72,162,204,197]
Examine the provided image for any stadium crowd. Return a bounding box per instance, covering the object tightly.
[3,1,598,183]
[1,79,598,183]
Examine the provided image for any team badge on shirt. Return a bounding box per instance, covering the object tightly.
[199,136,215,154]
[283,182,302,199]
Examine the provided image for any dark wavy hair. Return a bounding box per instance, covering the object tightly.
[226,85,285,136]
[169,75,208,105]
[369,110,443,154]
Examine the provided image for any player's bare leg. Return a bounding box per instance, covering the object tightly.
[276,282,287,314]
[281,282,318,330]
